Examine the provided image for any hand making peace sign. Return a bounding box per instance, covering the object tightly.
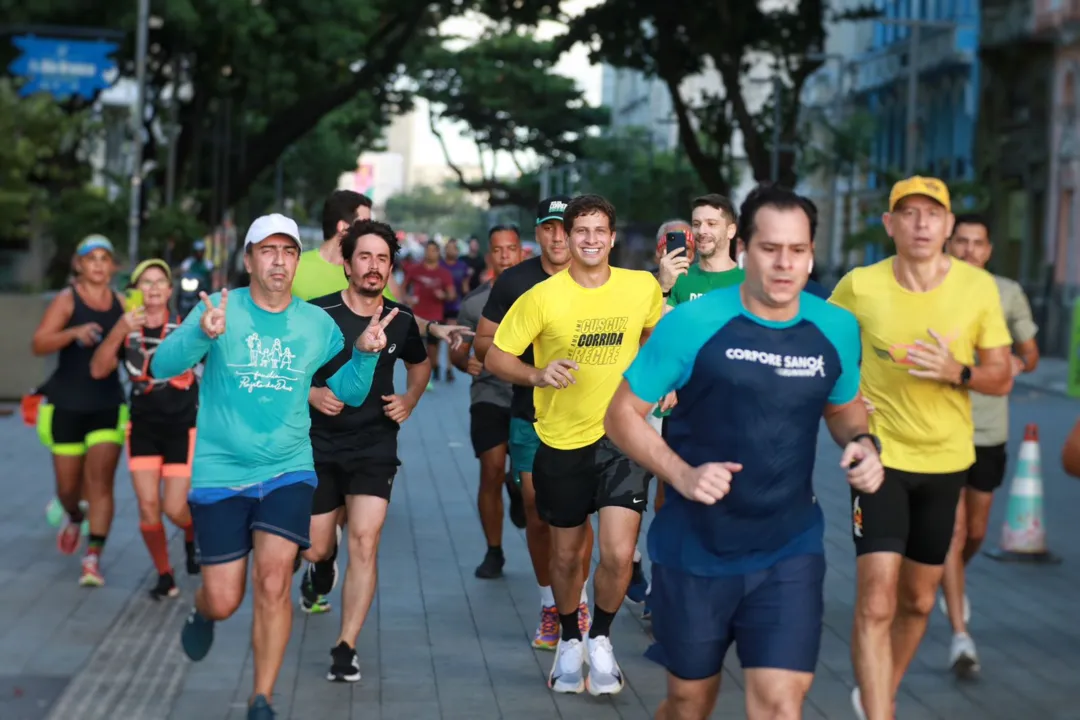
[355,307,399,353]
[199,288,228,339]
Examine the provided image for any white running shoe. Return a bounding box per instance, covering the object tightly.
[585,636,625,696]
[949,632,980,677]
[547,638,585,694]
[851,687,867,720]
[938,593,970,624]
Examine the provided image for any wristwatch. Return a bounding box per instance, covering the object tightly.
[958,365,972,386]
[851,432,882,455]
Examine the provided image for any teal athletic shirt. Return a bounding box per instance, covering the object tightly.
[152,288,378,493]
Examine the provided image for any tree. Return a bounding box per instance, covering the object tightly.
[383,183,487,238]
[570,130,713,226]
[561,1,876,194]
[1,0,562,221]
[413,29,607,208]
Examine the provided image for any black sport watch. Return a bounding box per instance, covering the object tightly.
[958,365,972,386]
[851,433,882,455]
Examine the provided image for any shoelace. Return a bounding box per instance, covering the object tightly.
[539,608,558,636]
[589,636,616,674]
[558,639,583,671]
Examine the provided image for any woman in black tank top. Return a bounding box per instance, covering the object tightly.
[31,235,127,588]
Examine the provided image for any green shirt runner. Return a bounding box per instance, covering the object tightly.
[666,265,745,307]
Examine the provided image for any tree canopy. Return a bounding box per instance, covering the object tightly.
[383,182,487,238]
[561,0,875,193]
[413,29,607,208]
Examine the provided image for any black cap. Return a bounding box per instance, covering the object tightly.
[536,195,572,226]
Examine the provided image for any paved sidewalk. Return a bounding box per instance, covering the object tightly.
[2,377,1080,719]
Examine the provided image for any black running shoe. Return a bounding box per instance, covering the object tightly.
[505,476,526,530]
[150,571,179,600]
[185,540,200,575]
[474,548,505,579]
[327,641,361,682]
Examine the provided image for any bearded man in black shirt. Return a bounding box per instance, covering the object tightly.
[303,219,432,682]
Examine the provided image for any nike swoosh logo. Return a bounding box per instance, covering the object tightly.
[633,498,644,504]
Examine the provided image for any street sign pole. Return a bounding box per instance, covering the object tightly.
[127,0,149,268]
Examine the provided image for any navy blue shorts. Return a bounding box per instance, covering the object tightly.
[645,554,825,679]
[189,481,315,566]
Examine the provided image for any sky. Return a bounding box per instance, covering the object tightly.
[407,0,605,175]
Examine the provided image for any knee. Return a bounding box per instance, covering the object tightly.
[751,694,803,720]
[855,587,897,626]
[966,516,988,546]
[599,541,635,575]
[202,584,244,620]
[551,541,581,572]
[897,584,936,617]
[347,528,380,566]
[306,531,336,561]
[136,498,161,525]
[662,689,715,720]
[252,560,292,605]
[162,498,188,526]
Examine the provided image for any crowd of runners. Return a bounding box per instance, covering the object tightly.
[25,174,1040,720]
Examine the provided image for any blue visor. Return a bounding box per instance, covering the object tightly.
[77,235,115,256]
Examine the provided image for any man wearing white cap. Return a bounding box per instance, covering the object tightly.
[152,214,392,720]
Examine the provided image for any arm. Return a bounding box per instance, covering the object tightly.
[450,339,472,372]
[90,317,130,379]
[325,347,379,406]
[1014,339,1039,374]
[484,288,545,384]
[150,301,215,378]
[966,345,1014,396]
[1063,419,1080,478]
[443,270,457,301]
[31,290,77,356]
[604,380,694,485]
[485,345,541,386]
[402,359,432,407]
[823,397,873,449]
[473,317,498,362]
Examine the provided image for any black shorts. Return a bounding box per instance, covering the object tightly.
[311,458,398,514]
[470,402,511,457]
[851,467,965,565]
[533,436,650,528]
[967,444,1007,493]
[127,419,195,476]
[38,404,127,455]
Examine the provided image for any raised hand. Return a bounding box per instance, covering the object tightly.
[356,307,399,353]
[199,289,228,339]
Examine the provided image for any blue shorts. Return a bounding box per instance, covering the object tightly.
[189,480,315,565]
[509,417,541,475]
[645,554,825,679]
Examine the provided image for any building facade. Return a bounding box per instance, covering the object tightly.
[851,0,981,262]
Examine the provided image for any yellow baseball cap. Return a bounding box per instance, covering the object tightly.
[131,258,172,285]
[888,176,951,212]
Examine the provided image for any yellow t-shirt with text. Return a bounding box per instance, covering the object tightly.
[829,257,1012,474]
[494,267,663,450]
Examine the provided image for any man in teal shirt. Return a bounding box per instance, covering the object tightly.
[152,213,388,720]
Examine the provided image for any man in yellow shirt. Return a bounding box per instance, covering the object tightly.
[829,176,1014,720]
[486,194,663,697]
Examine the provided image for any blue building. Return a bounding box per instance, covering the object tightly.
[852,0,981,261]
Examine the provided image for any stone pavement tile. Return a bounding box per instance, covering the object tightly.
[10,373,1080,719]
[0,674,69,720]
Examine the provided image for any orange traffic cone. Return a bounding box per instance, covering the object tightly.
[985,424,1062,564]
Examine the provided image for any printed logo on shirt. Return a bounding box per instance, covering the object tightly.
[725,347,826,378]
[229,333,304,393]
[569,316,629,365]
[872,328,960,367]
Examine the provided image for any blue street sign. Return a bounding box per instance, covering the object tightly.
[7,35,118,100]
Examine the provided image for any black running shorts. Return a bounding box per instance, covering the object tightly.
[532,436,650,528]
[966,444,1007,493]
[851,467,965,566]
[311,458,398,514]
[469,402,511,457]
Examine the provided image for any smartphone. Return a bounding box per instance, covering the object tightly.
[125,289,144,312]
[665,231,688,255]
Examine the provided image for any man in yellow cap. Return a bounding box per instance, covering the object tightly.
[829,176,1014,720]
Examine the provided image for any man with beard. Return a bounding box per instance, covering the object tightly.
[304,219,432,682]
[667,194,743,304]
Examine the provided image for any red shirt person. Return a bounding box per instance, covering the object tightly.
[404,240,455,322]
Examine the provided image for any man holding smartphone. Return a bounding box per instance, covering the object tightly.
[666,194,743,305]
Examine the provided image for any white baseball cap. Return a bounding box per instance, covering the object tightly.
[244,213,301,250]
